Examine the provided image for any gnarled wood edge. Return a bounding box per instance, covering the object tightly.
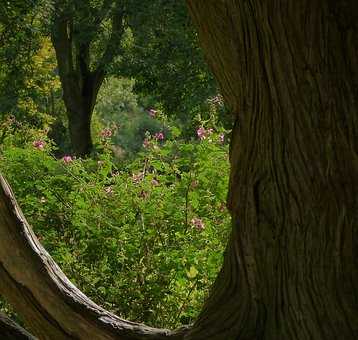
[0,174,188,339]
[0,312,37,339]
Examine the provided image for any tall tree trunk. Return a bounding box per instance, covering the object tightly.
[51,1,125,157]
[61,71,103,157]
[186,1,358,339]
[51,17,103,157]
[67,106,93,157]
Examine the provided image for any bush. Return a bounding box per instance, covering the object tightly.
[0,125,230,328]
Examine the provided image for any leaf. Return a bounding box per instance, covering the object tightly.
[186,265,198,279]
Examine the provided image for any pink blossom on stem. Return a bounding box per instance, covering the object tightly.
[219,133,225,143]
[196,127,206,140]
[132,172,144,184]
[151,178,159,186]
[143,138,151,148]
[154,132,164,141]
[191,217,205,231]
[62,155,73,164]
[100,128,112,138]
[32,140,46,150]
[147,108,157,118]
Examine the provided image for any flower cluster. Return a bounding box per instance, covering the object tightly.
[132,172,144,184]
[62,155,73,164]
[32,140,46,150]
[154,131,164,141]
[191,217,205,231]
[143,138,151,148]
[100,128,112,138]
[196,127,213,140]
[151,178,159,186]
[147,108,157,118]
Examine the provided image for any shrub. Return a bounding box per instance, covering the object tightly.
[0,123,230,328]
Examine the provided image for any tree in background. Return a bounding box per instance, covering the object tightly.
[0,1,67,150]
[121,0,219,126]
[0,0,42,122]
[51,0,126,156]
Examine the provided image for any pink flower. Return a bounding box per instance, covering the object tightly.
[196,127,206,140]
[154,132,164,141]
[147,108,157,118]
[100,128,112,138]
[132,172,144,184]
[151,178,159,186]
[33,140,46,150]
[191,218,205,231]
[143,138,151,148]
[62,155,73,164]
[219,133,225,143]
[197,127,215,140]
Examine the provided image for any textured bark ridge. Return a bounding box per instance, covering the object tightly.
[0,175,187,339]
[186,1,358,339]
[0,312,37,339]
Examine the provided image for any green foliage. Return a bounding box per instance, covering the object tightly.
[121,0,217,123]
[94,77,165,155]
[0,1,233,327]
[0,124,231,328]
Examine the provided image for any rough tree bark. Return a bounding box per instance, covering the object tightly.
[51,1,125,157]
[0,0,357,339]
[185,0,358,339]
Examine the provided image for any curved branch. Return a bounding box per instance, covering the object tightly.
[0,174,188,339]
[0,312,36,339]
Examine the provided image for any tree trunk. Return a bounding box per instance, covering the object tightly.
[51,38,102,157]
[65,79,99,157]
[51,11,105,157]
[51,2,126,157]
[185,1,358,339]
